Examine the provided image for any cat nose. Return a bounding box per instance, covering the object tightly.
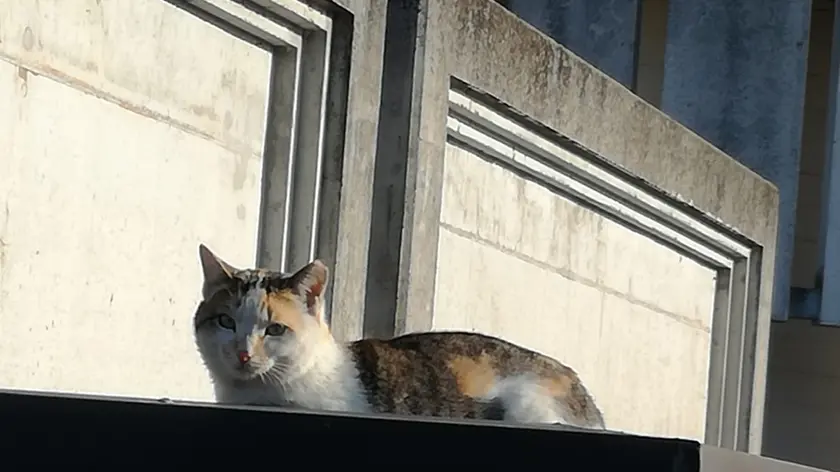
[237,351,251,365]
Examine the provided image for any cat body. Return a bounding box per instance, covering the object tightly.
[193,244,605,429]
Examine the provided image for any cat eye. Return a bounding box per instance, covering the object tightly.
[265,323,287,336]
[216,314,236,330]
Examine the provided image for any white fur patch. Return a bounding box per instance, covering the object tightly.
[483,374,569,425]
[214,337,371,414]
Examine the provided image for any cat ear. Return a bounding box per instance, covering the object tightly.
[198,244,237,299]
[289,259,329,319]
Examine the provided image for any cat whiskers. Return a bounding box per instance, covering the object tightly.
[261,364,291,392]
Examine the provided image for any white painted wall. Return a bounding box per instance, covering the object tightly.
[0,0,270,401]
[433,142,716,440]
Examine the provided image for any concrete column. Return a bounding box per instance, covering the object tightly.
[502,0,641,89]
[660,0,812,322]
[817,0,840,326]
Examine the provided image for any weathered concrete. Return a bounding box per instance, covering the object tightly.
[372,0,779,453]
[702,444,830,472]
[435,143,716,439]
[0,0,388,400]
[363,0,426,338]
[307,0,388,342]
[761,7,840,468]
[763,320,840,471]
[816,0,840,325]
[0,0,271,400]
[792,0,832,292]
[502,0,641,89]
[660,0,812,322]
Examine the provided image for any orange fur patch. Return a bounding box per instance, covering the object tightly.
[265,290,307,333]
[539,375,573,399]
[447,353,497,398]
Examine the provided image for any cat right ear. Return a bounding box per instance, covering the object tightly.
[198,244,237,298]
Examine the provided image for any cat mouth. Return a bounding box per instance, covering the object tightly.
[232,362,269,379]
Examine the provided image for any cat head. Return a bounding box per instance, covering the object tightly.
[193,244,331,384]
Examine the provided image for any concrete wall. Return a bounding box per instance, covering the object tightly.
[0,0,386,400]
[763,321,840,471]
[434,142,715,439]
[631,0,840,465]
[634,0,828,291]
[792,0,832,290]
[635,0,668,107]
[702,445,830,472]
[369,0,778,451]
[0,0,789,456]
[758,3,840,471]
[0,0,269,401]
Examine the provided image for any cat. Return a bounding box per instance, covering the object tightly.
[193,244,606,429]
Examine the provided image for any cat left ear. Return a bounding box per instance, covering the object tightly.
[198,244,238,299]
[290,259,329,318]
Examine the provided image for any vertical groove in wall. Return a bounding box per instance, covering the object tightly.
[798,0,834,290]
[364,0,424,338]
[287,28,329,271]
[257,46,302,272]
[740,249,762,452]
[705,268,732,447]
[315,7,353,331]
[629,0,644,92]
[721,258,749,451]
[817,0,840,325]
[634,0,669,107]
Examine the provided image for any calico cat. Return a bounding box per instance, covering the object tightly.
[193,244,605,429]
